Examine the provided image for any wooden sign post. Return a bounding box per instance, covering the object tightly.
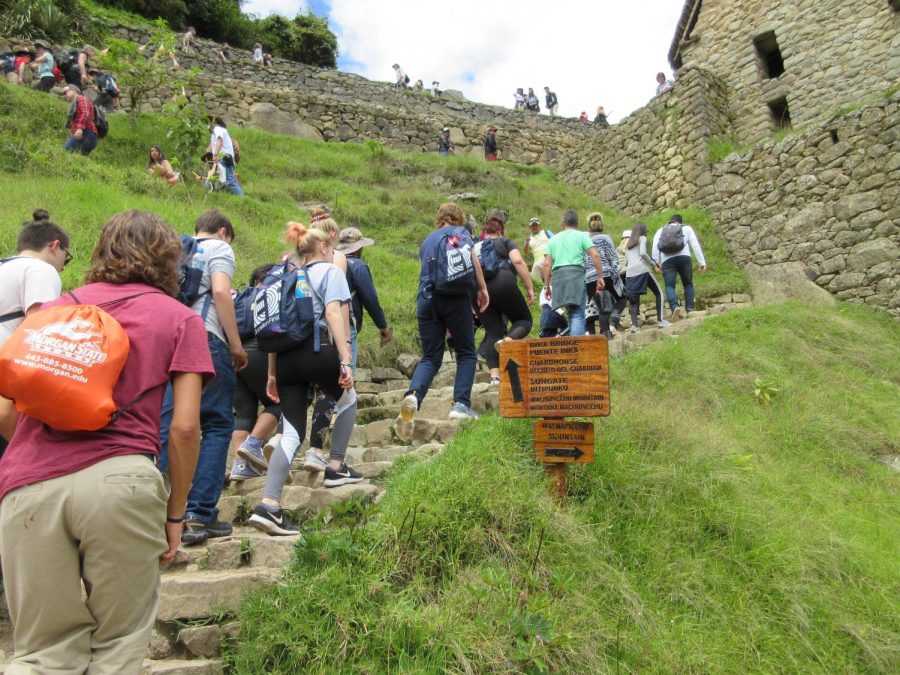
[498,335,610,504]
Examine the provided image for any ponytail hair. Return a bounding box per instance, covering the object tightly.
[284,221,331,258]
[309,206,339,235]
[627,221,648,249]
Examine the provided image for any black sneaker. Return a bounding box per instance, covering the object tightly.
[180,518,209,546]
[324,463,364,488]
[204,520,233,538]
[248,504,299,536]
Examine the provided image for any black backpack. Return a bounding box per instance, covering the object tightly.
[404,74,410,85]
[657,223,686,254]
[177,236,207,308]
[97,74,117,95]
[233,284,257,341]
[0,52,15,74]
[93,103,109,139]
[476,239,510,279]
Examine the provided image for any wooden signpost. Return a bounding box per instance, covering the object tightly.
[498,335,610,503]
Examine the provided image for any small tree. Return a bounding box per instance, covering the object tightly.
[163,69,209,176]
[99,19,178,126]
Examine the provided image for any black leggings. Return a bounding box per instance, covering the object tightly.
[274,338,345,450]
[233,344,281,432]
[586,278,626,335]
[478,270,532,369]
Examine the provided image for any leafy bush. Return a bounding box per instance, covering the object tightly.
[0,0,94,41]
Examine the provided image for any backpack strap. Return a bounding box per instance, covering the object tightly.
[303,262,329,353]
[0,310,25,324]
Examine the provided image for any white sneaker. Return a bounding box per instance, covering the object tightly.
[449,402,479,420]
[630,325,640,333]
[657,319,672,328]
[302,448,328,473]
[395,394,418,439]
[263,434,283,463]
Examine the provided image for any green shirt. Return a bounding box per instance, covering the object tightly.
[547,228,593,269]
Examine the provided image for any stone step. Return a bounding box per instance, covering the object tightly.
[158,568,281,622]
[142,659,223,675]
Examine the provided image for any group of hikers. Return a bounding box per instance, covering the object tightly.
[0,200,705,669]
[513,86,559,116]
[182,27,273,66]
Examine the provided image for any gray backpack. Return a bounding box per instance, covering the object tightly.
[657,223,685,254]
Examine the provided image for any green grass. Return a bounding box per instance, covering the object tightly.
[0,81,747,366]
[228,302,900,673]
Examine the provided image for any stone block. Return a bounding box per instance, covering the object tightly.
[371,367,404,382]
[354,461,393,479]
[178,625,222,659]
[369,446,409,463]
[350,425,367,446]
[354,368,372,382]
[626,329,660,345]
[745,262,836,306]
[216,496,242,524]
[435,422,459,443]
[142,659,223,675]
[396,353,421,378]
[366,419,395,446]
[308,483,380,510]
[158,569,280,621]
[250,536,297,569]
[147,629,174,660]
[354,382,380,394]
[847,239,898,270]
[206,538,242,570]
[281,486,313,511]
[249,102,323,141]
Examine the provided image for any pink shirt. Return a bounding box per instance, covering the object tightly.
[0,282,214,501]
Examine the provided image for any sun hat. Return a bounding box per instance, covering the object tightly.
[442,127,449,132]
[336,227,375,254]
[529,217,540,226]
[12,44,29,53]
[33,40,50,50]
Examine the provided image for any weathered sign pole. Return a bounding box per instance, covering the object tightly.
[498,335,610,504]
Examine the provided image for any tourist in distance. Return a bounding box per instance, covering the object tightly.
[584,212,626,338]
[514,87,525,110]
[431,80,441,97]
[395,203,490,439]
[594,106,610,127]
[392,63,407,88]
[656,71,674,95]
[158,209,248,546]
[543,210,604,337]
[475,215,534,386]
[208,115,243,196]
[579,111,589,121]
[438,127,454,156]
[6,44,31,85]
[525,88,540,112]
[0,219,70,457]
[624,221,670,331]
[62,45,97,88]
[263,51,273,66]
[218,42,231,62]
[29,41,55,92]
[0,210,212,671]
[182,26,197,52]
[253,43,263,65]
[62,85,99,156]
[147,145,179,186]
[229,263,282,482]
[544,86,559,116]
[651,214,707,320]
[484,126,498,161]
[91,69,121,111]
[524,217,553,283]
[249,222,362,536]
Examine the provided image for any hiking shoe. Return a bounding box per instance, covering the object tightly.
[248,504,300,536]
[670,306,687,321]
[302,448,328,473]
[448,402,479,420]
[395,393,418,439]
[180,518,209,546]
[657,319,672,328]
[630,325,640,333]
[262,434,283,463]
[237,437,268,471]
[324,463,364,488]
[229,460,260,481]
[203,520,233,538]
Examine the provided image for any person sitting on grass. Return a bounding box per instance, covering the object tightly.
[147,145,179,186]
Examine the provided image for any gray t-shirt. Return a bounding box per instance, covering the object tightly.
[190,237,236,344]
[305,261,351,320]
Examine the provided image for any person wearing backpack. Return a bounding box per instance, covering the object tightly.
[248,222,362,535]
[526,88,540,112]
[395,203,490,438]
[524,217,554,283]
[624,222,670,332]
[475,215,534,386]
[0,210,213,671]
[29,41,55,92]
[93,70,121,111]
[544,86,559,116]
[158,209,248,545]
[651,214,707,320]
[543,210,605,337]
[392,63,407,88]
[6,45,31,85]
[584,212,626,338]
[62,84,99,156]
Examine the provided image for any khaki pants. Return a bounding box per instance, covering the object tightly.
[531,258,546,284]
[0,455,168,674]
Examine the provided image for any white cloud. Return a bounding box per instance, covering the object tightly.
[242,0,686,123]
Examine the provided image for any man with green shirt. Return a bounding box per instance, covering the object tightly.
[543,210,604,336]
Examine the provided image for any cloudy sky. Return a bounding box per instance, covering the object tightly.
[243,0,687,123]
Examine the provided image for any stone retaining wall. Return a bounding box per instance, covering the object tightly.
[708,94,900,316]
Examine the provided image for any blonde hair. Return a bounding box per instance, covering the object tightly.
[309,206,339,235]
[587,212,604,232]
[285,222,331,258]
[435,203,465,228]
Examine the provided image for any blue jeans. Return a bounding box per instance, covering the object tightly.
[63,130,98,156]
[221,160,244,197]
[407,293,476,408]
[662,255,695,311]
[567,286,587,336]
[159,333,235,523]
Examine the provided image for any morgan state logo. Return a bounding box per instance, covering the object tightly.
[24,319,108,367]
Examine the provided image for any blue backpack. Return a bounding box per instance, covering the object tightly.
[425,226,475,295]
[177,235,207,308]
[476,238,510,279]
[0,53,15,75]
[252,262,323,353]
[233,284,257,341]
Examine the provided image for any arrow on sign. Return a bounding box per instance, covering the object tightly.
[545,446,585,460]
[505,358,524,402]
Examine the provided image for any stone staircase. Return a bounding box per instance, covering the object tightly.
[0,305,736,673]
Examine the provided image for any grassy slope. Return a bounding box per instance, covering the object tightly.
[230,302,899,673]
[1,81,746,365]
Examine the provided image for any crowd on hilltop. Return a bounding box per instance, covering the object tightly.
[0,199,705,669]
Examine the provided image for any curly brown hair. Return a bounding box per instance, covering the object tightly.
[434,203,465,228]
[84,210,182,296]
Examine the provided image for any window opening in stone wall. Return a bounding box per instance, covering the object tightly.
[754,31,785,79]
[768,97,792,130]
[830,130,839,144]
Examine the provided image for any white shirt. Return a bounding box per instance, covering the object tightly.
[0,256,62,345]
[210,125,235,158]
[253,47,263,63]
[651,224,706,267]
[190,238,236,344]
[395,67,405,84]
